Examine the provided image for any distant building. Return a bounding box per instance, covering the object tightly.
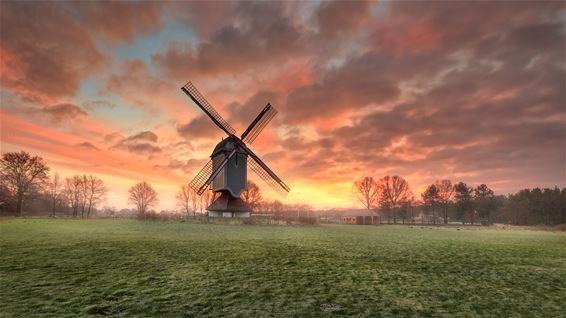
[341,210,380,225]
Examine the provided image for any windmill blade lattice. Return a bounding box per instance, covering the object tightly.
[241,103,277,145]
[188,160,214,195]
[181,82,236,136]
[248,158,289,197]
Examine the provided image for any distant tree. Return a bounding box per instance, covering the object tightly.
[435,180,454,224]
[102,206,117,218]
[47,172,63,217]
[474,184,498,224]
[0,151,49,215]
[353,177,379,209]
[65,176,82,218]
[176,184,193,217]
[377,176,412,224]
[128,181,159,219]
[84,175,106,218]
[242,180,262,211]
[189,187,198,216]
[0,178,14,213]
[272,200,284,219]
[398,197,416,224]
[421,184,440,224]
[454,182,474,224]
[201,188,217,214]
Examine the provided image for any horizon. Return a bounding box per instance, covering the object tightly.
[1,1,565,211]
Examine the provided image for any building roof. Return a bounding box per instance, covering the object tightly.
[342,210,380,217]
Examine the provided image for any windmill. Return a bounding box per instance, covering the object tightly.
[181,82,290,217]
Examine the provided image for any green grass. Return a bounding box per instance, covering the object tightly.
[1,220,565,317]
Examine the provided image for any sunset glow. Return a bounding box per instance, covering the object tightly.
[1,1,564,211]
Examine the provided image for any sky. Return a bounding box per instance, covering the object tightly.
[1,1,565,211]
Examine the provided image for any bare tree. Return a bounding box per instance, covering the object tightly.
[377,175,412,224]
[354,177,379,209]
[47,172,63,217]
[176,184,193,217]
[0,151,49,215]
[242,180,262,211]
[65,176,82,218]
[201,188,217,214]
[189,187,198,216]
[128,181,159,219]
[435,179,454,224]
[84,175,106,218]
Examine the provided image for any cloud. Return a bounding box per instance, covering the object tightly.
[104,132,125,143]
[168,1,237,39]
[84,100,116,111]
[41,104,88,123]
[152,1,306,80]
[284,53,400,124]
[176,115,223,140]
[69,2,164,44]
[112,130,162,155]
[316,0,376,38]
[76,142,99,151]
[0,2,104,104]
[227,90,283,128]
[127,131,159,143]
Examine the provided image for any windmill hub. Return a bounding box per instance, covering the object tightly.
[181,81,290,218]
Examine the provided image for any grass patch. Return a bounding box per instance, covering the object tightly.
[1,219,565,317]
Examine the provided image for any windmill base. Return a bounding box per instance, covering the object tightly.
[208,211,251,218]
[207,191,251,218]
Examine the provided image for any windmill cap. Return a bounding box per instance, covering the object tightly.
[210,136,246,157]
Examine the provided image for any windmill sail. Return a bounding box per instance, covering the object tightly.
[241,103,277,145]
[240,143,290,196]
[248,159,289,197]
[181,82,236,136]
[188,160,214,195]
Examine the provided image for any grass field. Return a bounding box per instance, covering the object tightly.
[1,219,565,317]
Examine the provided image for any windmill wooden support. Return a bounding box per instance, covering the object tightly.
[181,82,290,217]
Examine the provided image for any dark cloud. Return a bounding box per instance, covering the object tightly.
[69,2,164,44]
[169,1,237,39]
[126,131,159,143]
[316,0,376,38]
[227,90,283,128]
[274,1,565,190]
[152,1,305,79]
[76,142,99,151]
[0,1,165,104]
[177,115,223,140]
[285,53,400,123]
[0,2,104,103]
[112,131,162,155]
[41,104,88,123]
[104,132,125,144]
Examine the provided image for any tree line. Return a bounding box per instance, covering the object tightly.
[0,151,160,218]
[0,151,108,217]
[2,151,563,225]
[354,176,565,226]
